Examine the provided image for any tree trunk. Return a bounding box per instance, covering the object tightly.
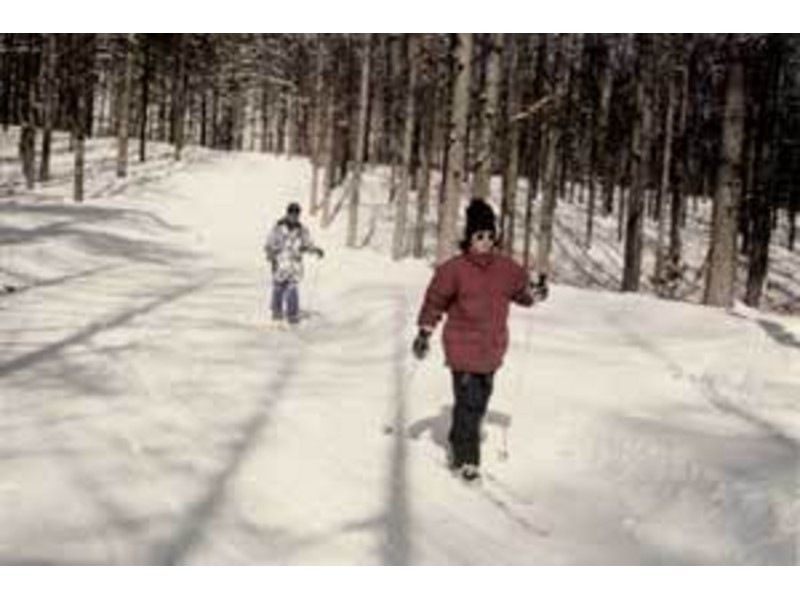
[379,35,395,165]
[83,37,96,139]
[586,40,612,248]
[11,36,22,134]
[1,34,10,130]
[436,99,451,235]
[436,35,454,233]
[558,38,577,203]
[139,40,150,163]
[704,48,745,308]
[73,65,86,201]
[526,33,547,205]
[669,63,690,275]
[501,35,521,256]
[233,82,245,151]
[97,68,108,137]
[413,70,435,259]
[321,79,337,224]
[594,40,614,230]
[39,34,57,182]
[18,34,36,189]
[537,34,570,277]
[74,116,85,202]
[523,113,539,269]
[622,35,653,293]
[285,92,295,157]
[386,35,403,204]
[20,124,36,190]
[392,35,418,260]
[436,33,473,264]
[260,82,269,152]
[745,104,771,307]
[200,86,208,147]
[173,36,187,161]
[117,34,133,177]
[19,37,36,190]
[158,70,169,143]
[347,34,371,247]
[310,36,324,215]
[654,65,678,292]
[618,180,628,243]
[745,38,781,307]
[472,33,503,200]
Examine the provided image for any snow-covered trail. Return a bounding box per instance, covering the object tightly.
[1,151,798,564]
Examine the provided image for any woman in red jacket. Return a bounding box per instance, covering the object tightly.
[413,199,548,482]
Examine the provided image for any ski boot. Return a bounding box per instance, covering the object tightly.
[459,464,481,483]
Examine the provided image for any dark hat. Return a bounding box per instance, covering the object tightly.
[287,202,301,215]
[464,198,496,240]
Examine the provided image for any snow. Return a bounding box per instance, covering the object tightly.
[1,130,799,564]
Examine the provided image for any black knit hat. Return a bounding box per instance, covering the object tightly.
[464,198,496,240]
[287,202,301,215]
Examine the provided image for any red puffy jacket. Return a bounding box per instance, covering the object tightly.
[417,251,534,373]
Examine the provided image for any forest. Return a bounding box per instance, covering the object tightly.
[1,33,798,311]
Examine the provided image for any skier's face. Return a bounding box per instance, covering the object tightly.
[470,230,495,254]
[287,207,300,224]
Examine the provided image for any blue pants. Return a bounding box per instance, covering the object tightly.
[271,280,299,322]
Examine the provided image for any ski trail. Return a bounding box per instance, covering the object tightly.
[3,150,798,564]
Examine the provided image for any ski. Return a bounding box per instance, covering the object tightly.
[382,425,552,537]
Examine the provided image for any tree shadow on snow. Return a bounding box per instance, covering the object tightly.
[0,277,212,379]
[147,342,305,565]
[0,203,196,266]
[600,411,799,564]
[757,318,800,350]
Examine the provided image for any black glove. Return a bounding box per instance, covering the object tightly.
[531,274,549,302]
[412,329,431,360]
[312,247,324,258]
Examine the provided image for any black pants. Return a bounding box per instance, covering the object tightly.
[449,370,495,467]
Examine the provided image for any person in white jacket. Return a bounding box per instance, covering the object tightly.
[264,202,324,324]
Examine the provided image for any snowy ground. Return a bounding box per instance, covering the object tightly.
[1,131,799,564]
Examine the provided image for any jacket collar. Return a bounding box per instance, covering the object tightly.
[278,217,301,231]
[464,251,495,269]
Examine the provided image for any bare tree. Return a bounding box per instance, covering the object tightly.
[436,33,473,264]
[309,35,325,215]
[321,63,337,224]
[522,34,548,270]
[472,33,503,200]
[668,53,690,278]
[392,34,418,260]
[586,35,614,247]
[412,36,436,258]
[117,34,134,177]
[622,35,654,292]
[705,40,746,307]
[500,35,521,255]
[347,34,371,247]
[71,35,95,202]
[537,34,570,277]
[17,35,37,190]
[139,37,152,162]
[173,35,187,160]
[39,34,57,182]
[745,36,783,307]
[653,47,678,292]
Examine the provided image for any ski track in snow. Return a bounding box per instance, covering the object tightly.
[1,140,799,564]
